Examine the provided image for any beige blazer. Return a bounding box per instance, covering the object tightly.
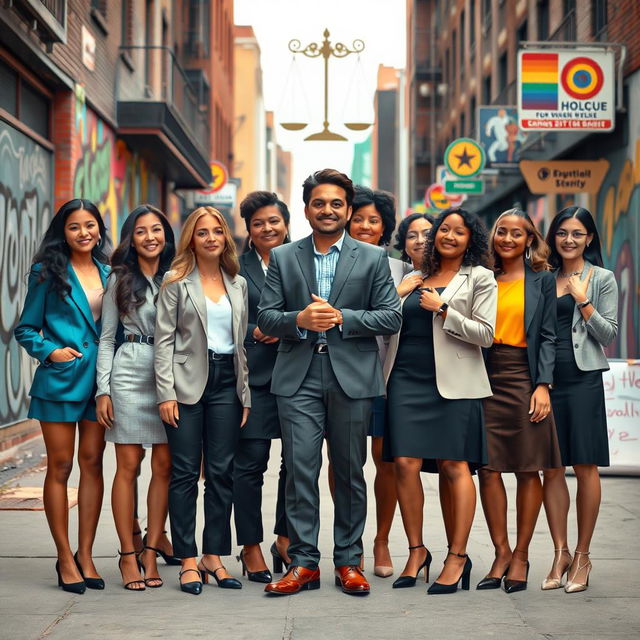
[384,264,497,399]
[154,266,250,407]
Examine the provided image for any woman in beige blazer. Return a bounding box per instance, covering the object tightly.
[384,208,497,595]
[154,206,250,595]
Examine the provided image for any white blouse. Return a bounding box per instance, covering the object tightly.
[205,294,234,354]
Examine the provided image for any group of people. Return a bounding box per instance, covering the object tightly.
[14,168,618,599]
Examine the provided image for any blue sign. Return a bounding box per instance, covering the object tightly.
[477,106,527,168]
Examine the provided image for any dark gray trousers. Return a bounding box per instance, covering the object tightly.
[276,353,371,569]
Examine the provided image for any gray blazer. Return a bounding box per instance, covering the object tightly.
[154,266,250,407]
[384,264,497,399]
[559,261,618,371]
[257,233,402,399]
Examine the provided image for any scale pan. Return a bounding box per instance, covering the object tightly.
[280,122,308,131]
[344,122,372,131]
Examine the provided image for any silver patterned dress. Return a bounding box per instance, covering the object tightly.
[96,274,167,444]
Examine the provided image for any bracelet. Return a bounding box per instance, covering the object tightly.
[436,302,449,316]
[577,299,591,309]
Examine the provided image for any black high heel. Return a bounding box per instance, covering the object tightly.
[143,529,181,566]
[55,560,86,594]
[199,561,242,589]
[504,557,530,593]
[138,547,164,588]
[117,550,145,591]
[392,544,433,589]
[179,567,202,595]
[270,541,289,574]
[73,551,105,590]
[237,549,272,584]
[476,565,509,590]
[427,551,472,594]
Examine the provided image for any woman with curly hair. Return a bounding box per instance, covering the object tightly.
[14,199,111,593]
[95,205,175,590]
[384,207,497,594]
[476,209,562,594]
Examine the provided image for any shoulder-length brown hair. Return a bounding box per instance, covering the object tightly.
[490,208,550,273]
[164,206,239,286]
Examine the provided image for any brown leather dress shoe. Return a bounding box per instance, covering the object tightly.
[334,566,370,595]
[264,566,320,596]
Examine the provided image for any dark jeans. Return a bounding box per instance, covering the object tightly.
[232,440,288,545]
[164,359,241,558]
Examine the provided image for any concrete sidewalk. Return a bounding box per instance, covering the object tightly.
[0,436,638,640]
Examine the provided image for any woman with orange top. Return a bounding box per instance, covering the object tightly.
[477,209,562,594]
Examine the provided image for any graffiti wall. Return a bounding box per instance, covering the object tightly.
[72,96,163,242]
[592,71,640,359]
[0,121,53,427]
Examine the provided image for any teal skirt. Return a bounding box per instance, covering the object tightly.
[28,396,97,423]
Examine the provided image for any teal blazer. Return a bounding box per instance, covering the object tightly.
[14,261,110,402]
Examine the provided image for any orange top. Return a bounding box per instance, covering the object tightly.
[494,279,527,348]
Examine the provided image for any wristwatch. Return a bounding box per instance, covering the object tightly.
[577,299,592,309]
[436,302,449,316]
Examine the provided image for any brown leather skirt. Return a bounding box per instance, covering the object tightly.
[483,344,562,472]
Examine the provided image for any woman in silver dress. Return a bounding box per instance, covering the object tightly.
[96,205,175,590]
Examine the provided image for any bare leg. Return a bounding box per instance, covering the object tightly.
[275,536,291,564]
[394,456,428,576]
[478,468,512,578]
[505,471,543,582]
[438,473,454,548]
[132,451,144,553]
[371,436,396,573]
[112,444,145,589]
[434,460,476,584]
[541,467,571,583]
[75,419,105,578]
[40,421,82,584]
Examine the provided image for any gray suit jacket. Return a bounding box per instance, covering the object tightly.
[384,264,497,399]
[154,266,250,407]
[559,261,618,371]
[257,233,402,399]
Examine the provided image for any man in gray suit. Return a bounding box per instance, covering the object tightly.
[258,169,402,596]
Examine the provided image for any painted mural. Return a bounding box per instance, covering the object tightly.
[72,96,164,242]
[0,122,53,427]
[592,71,640,359]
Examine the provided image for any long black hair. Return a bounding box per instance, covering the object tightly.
[546,206,604,268]
[110,204,175,315]
[394,212,435,262]
[422,207,492,276]
[347,186,397,246]
[31,198,110,299]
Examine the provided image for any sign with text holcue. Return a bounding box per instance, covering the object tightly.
[517,49,615,132]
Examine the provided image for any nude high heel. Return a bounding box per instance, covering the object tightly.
[541,548,572,590]
[565,551,591,593]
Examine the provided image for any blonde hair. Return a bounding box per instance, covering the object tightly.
[164,206,239,285]
[490,208,550,273]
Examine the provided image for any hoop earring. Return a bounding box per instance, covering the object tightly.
[248,238,254,250]
[586,241,591,247]
[525,246,532,261]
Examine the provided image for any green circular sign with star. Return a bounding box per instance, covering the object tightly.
[444,138,486,178]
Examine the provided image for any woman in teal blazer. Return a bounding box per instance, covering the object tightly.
[14,199,110,594]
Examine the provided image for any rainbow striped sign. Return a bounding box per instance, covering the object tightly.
[521,53,558,110]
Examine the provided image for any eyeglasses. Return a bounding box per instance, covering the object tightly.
[555,230,588,240]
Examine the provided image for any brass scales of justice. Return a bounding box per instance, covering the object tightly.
[280,29,371,141]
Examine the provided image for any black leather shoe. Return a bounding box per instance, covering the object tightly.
[74,552,105,590]
[179,568,202,595]
[504,562,530,593]
[237,549,272,584]
[477,566,509,590]
[270,542,289,574]
[392,545,432,589]
[427,552,472,595]
[55,560,86,594]
[199,561,242,589]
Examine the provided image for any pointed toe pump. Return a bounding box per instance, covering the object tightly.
[74,552,105,590]
[541,548,572,590]
[237,549,272,584]
[55,560,86,594]
[392,545,432,589]
[476,566,508,590]
[503,562,530,594]
[179,568,203,595]
[199,561,242,589]
[564,551,592,593]
[427,551,472,595]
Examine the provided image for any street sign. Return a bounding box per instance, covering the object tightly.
[519,160,610,193]
[194,180,237,207]
[425,183,455,210]
[199,161,229,195]
[517,49,615,131]
[444,138,486,178]
[444,179,485,195]
[435,165,467,205]
[477,106,527,168]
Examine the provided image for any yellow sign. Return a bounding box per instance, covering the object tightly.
[208,161,228,194]
[519,160,610,194]
[444,138,486,178]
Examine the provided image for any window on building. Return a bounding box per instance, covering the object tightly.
[470,0,476,46]
[91,0,107,16]
[517,20,528,49]
[460,110,466,138]
[483,0,492,32]
[452,30,457,88]
[460,10,465,78]
[20,80,49,138]
[592,0,608,38]
[0,59,17,116]
[482,75,491,104]
[537,0,549,40]
[498,52,508,96]
[470,95,477,137]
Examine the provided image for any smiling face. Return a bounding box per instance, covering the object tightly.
[64,209,101,255]
[404,217,432,267]
[555,216,592,262]
[249,205,287,254]
[435,213,471,260]
[349,203,385,246]
[131,213,166,260]
[493,214,530,261]
[191,213,226,261]
[304,183,352,235]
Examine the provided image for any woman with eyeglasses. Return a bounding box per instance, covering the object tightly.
[541,207,618,594]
